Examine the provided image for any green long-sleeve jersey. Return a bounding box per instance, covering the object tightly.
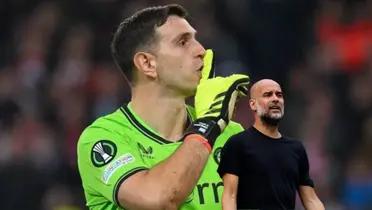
[77,104,243,210]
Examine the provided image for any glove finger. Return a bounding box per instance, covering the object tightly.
[236,82,249,96]
[194,74,249,121]
[220,77,250,121]
[201,49,215,81]
[229,77,250,94]
[227,74,250,96]
[226,89,239,121]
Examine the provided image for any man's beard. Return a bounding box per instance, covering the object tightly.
[256,104,284,126]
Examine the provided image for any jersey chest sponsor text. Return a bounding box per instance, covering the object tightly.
[195,181,223,204]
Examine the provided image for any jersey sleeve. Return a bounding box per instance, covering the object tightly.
[217,135,242,177]
[77,126,148,207]
[298,142,314,187]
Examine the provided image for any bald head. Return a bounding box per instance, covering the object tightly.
[250,79,281,99]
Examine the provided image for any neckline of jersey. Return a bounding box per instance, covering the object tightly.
[119,103,193,144]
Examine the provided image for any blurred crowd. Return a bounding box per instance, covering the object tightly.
[0,0,372,209]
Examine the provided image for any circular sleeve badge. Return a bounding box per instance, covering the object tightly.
[213,147,222,165]
[91,140,117,167]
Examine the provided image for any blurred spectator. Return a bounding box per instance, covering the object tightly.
[316,0,372,73]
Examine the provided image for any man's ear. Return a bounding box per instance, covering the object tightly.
[133,52,157,78]
[249,98,256,112]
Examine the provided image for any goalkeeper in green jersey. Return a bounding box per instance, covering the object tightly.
[77,4,249,210]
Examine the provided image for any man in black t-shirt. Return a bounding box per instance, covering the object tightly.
[218,79,325,210]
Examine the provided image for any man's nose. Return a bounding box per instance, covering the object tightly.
[195,41,206,59]
[271,96,280,103]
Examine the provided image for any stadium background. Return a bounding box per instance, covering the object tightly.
[0,0,372,209]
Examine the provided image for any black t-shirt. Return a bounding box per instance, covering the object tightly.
[218,126,314,210]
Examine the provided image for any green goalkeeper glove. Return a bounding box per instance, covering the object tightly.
[186,49,250,149]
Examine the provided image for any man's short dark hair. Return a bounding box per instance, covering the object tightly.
[111,4,188,83]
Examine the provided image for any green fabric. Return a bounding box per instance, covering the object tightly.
[77,104,243,210]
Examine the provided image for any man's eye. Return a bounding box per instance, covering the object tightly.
[179,39,187,46]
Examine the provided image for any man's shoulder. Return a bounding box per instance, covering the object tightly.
[223,127,259,148]
[78,108,133,143]
[229,126,253,139]
[283,136,303,145]
[282,136,307,151]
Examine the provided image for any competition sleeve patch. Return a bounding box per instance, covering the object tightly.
[91,140,117,167]
[213,147,222,165]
